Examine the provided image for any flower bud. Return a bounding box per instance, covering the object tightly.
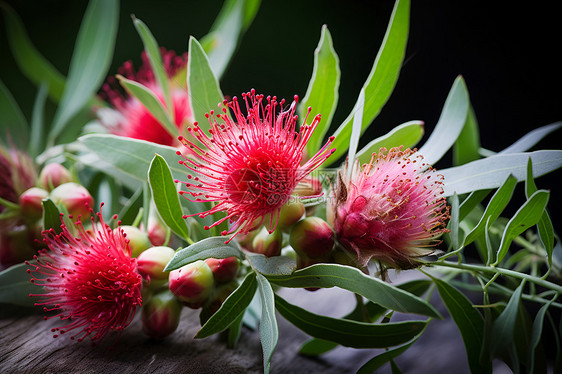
[205,257,239,284]
[39,163,72,191]
[137,246,175,284]
[252,228,283,257]
[276,200,305,230]
[168,260,214,309]
[0,221,37,267]
[49,182,94,219]
[147,215,168,246]
[141,290,182,340]
[19,187,49,221]
[293,176,323,197]
[289,217,334,260]
[116,225,152,258]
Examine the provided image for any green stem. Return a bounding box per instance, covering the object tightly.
[355,293,370,322]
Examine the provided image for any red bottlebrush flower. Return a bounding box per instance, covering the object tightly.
[27,207,143,343]
[176,90,335,241]
[99,48,191,146]
[328,147,450,270]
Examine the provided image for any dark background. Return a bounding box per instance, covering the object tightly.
[1,0,560,225]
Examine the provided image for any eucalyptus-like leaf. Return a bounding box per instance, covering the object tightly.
[117,187,143,226]
[132,17,173,114]
[346,88,364,180]
[267,264,441,318]
[148,154,191,241]
[42,198,63,234]
[228,312,245,348]
[499,121,561,154]
[28,83,49,157]
[458,188,491,222]
[246,253,297,276]
[431,276,492,374]
[0,80,28,148]
[165,237,244,271]
[441,150,562,196]
[453,104,481,166]
[495,190,549,265]
[187,36,225,132]
[196,272,257,339]
[463,174,517,247]
[79,134,184,183]
[275,295,427,349]
[300,24,340,155]
[417,75,469,165]
[328,0,410,164]
[0,3,66,102]
[48,0,119,144]
[489,282,524,359]
[0,261,37,307]
[117,75,178,137]
[356,120,424,164]
[447,193,460,251]
[256,273,278,374]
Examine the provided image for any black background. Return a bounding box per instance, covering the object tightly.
[1,0,560,229]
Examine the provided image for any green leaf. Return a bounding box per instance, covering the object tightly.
[489,281,524,359]
[28,83,49,157]
[300,25,341,155]
[458,188,491,222]
[256,273,278,374]
[0,79,28,148]
[267,264,441,318]
[463,174,517,247]
[165,237,244,271]
[346,88,365,177]
[228,312,245,348]
[495,190,549,265]
[0,3,66,102]
[200,0,261,79]
[187,36,225,132]
[327,0,410,164]
[246,253,297,276]
[42,198,63,234]
[48,0,119,144]
[275,295,427,349]
[196,272,257,338]
[417,75,469,165]
[79,134,184,183]
[299,338,339,356]
[431,276,492,374]
[453,104,481,165]
[499,121,561,154]
[132,17,173,118]
[148,154,190,241]
[447,193,460,251]
[0,261,36,307]
[525,158,554,265]
[117,75,178,138]
[356,120,424,164]
[441,150,562,197]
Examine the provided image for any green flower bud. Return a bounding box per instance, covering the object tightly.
[252,228,283,257]
[39,163,72,191]
[49,182,94,220]
[168,260,214,309]
[205,257,240,283]
[289,217,334,261]
[137,246,175,284]
[19,187,48,222]
[116,225,152,258]
[141,290,182,340]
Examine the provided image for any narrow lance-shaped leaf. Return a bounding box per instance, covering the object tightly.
[148,154,191,242]
[29,83,49,157]
[458,188,491,222]
[48,0,119,144]
[42,198,63,235]
[165,237,244,271]
[0,261,37,307]
[327,0,410,164]
[346,88,364,180]
[0,80,28,148]
[448,193,460,251]
[246,252,296,276]
[488,281,524,359]
[494,190,550,265]
[300,24,341,155]
[417,75,469,165]
[453,104,481,165]
[133,17,173,118]
[499,121,561,154]
[256,273,278,374]
[356,120,424,164]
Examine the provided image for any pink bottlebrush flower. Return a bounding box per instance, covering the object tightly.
[176,90,335,241]
[99,48,191,146]
[27,206,143,343]
[328,147,450,270]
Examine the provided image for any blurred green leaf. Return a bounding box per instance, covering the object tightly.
[417,75,469,165]
[441,150,562,196]
[196,272,257,339]
[0,261,36,307]
[28,83,49,157]
[275,295,427,348]
[299,338,339,356]
[499,122,561,154]
[356,120,424,164]
[453,104,481,165]
[148,154,190,241]
[328,0,410,164]
[463,174,517,247]
[42,198,62,234]
[431,276,492,374]
[0,79,28,148]
[246,253,296,276]
[48,0,119,144]
[0,3,66,102]
[117,187,143,226]
[256,273,278,374]
[495,190,549,265]
[489,281,524,359]
[117,75,178,137]
[133,17,173,118]
[187,36,225,132]
[300,25,341,155]
[267,264,441,318]
[165,237,243,271]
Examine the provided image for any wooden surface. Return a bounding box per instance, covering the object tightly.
[0,277,509,373]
